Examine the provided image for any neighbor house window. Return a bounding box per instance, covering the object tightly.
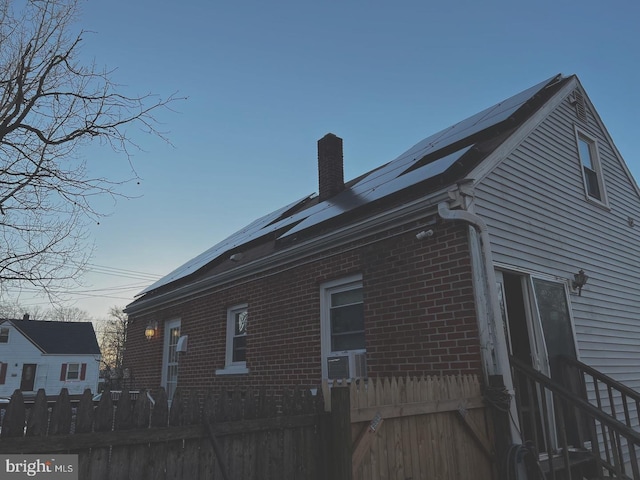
[217,304,249,375]
[67,363,79,380]
[60,363,87,381]
[162,319,181,401]
[575,128,607,205]
[0,327,9,343]
[320,274,366,380]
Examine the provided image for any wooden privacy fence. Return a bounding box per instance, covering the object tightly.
[340,375,495,480]
[0,375,496,480]
[0,386,328,480]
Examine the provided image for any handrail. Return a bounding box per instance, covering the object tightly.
[559,355,640,405]
[510,356,640,445]
[511,356,640,479]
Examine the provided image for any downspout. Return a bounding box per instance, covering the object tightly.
[437,187,522,445]
[437,200,508,377]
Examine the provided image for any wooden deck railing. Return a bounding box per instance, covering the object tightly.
[559,355,640,433]
[511,356,640,479]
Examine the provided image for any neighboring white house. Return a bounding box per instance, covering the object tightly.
[0,318,101,397]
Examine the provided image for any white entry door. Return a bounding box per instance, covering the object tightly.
[162,319,181,402]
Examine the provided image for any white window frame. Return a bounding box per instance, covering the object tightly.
[66,363,80,380]
[216,304,249,375]
[320,274,366,381]
[574,126,608,207]
[161,318,181,402]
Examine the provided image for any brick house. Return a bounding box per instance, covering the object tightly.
[123,72,640,428]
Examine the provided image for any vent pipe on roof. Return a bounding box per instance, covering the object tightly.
[318,133,344,202]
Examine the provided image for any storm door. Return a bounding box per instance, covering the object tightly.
[162,319,181,403]
[497,271,579,451]
[530,277,577,381]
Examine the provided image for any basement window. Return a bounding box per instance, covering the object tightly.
[575,128,607,206]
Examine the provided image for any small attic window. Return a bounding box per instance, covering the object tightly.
[0,327,8,343]
[575,127,608,206]
[570,90,587,123]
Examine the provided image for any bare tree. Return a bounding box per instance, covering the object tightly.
[0,0,181,295]
[46,305,90,322]
[0,300,89,321]
[96,306,128,389]
[0,300,47,319]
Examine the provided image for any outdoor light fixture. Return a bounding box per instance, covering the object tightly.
[145,320,158,340]
[572,269,589,296]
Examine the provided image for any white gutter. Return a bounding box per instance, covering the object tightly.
[438,199,521,443]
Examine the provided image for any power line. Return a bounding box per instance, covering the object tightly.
[83,263,162,281]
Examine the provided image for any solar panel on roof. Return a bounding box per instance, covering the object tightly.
[138,195,314,294]
[356,75,557,191]
[138,75,558,296]
[278,145,473,238]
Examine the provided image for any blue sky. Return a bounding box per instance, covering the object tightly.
[8,0,640,318]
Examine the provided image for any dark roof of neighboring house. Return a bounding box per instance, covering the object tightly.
[1,319,101,355]
[130,73,572,304]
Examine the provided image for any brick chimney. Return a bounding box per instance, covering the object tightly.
[318,133,344,202]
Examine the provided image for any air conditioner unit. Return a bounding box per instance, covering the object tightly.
[327,351,367,380]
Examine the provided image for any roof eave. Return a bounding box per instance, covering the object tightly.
[125,188,453,315]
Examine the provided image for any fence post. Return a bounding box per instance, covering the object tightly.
[488,375,511,480]
[330,386,352,480]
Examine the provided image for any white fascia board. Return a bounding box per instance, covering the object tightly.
[467,77,579,187]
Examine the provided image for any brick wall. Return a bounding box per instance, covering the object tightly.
[124,220,481,397]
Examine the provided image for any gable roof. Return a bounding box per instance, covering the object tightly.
[1,319,101,355]
[130,73,572,307]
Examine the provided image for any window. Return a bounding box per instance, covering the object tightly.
[218,304,249,375]
[60,363,87,381]
[67,363,80,380]
[575,129,607,205]
[0,363,7,384]
[0,327,8,343]
[321,275,366,380]
[162,319,181,401]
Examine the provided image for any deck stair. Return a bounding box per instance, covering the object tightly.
[510,356,640,479]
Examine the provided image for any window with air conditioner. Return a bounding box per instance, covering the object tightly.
[320,274,366,380]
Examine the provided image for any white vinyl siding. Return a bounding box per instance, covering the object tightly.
[473,93,640,408]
